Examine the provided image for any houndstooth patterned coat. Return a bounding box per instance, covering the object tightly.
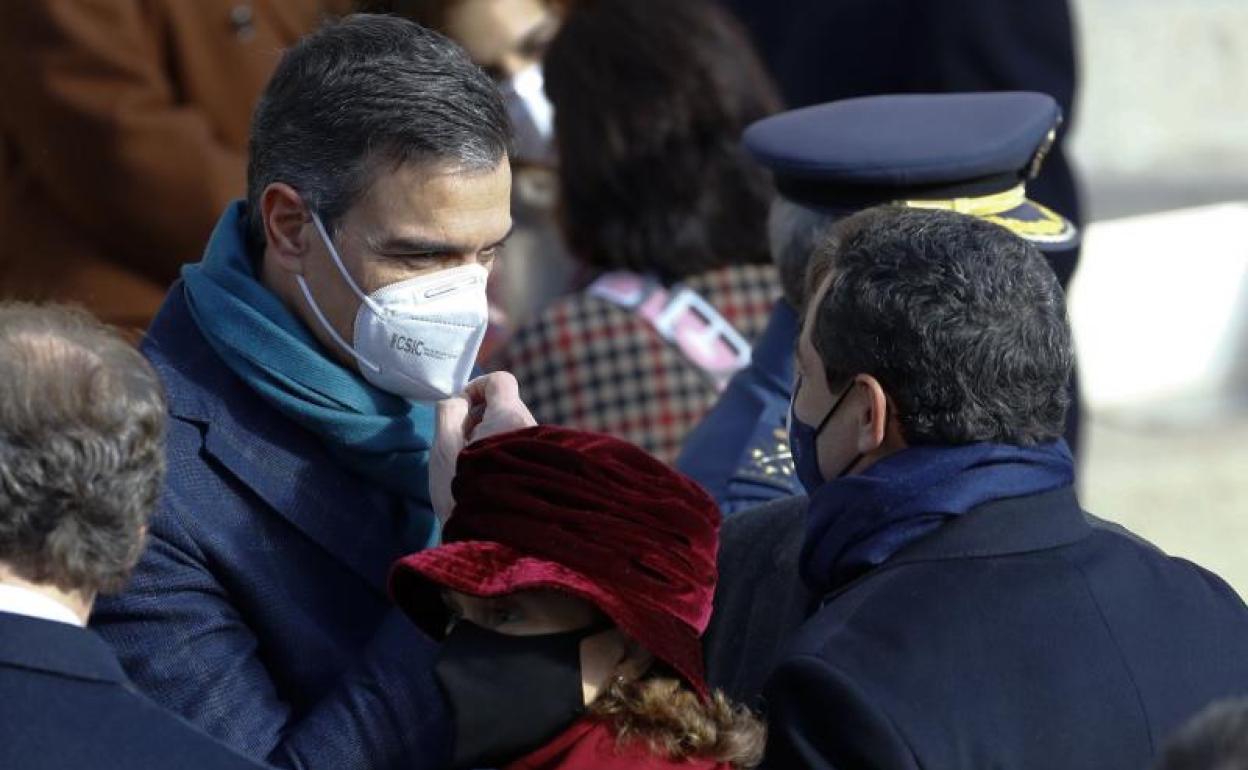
[491,263,781,464]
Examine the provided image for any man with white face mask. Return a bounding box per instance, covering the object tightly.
[91,15,513,770]
[375,0,576,346]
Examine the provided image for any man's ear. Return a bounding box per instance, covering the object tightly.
[260,183,311,275]
[854,374,891,455]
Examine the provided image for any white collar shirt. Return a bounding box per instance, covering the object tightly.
[0,583,83,626]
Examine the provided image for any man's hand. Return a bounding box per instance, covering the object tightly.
[431,372,537,522]
[462,371,537,444]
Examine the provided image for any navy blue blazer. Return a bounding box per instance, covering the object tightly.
[92,286,450,770]
[677,302,802,514]
[0,611,266,770]
[761,487,1248,769]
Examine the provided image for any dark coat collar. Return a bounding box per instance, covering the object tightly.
[823,486,1089,603]
[142,285,408,594]
[889,485,1089,563]
[0,611,127,684]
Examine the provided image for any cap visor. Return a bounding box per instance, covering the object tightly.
[984,199,1080,252]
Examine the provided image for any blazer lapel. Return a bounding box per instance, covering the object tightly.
[148,288,416,595]
[200,410,409,595]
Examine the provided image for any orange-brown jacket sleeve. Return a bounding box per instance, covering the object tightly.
[0,0,248,282]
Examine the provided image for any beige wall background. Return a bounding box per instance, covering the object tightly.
[1065,0,1248,597]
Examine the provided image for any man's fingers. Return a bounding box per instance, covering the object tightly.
[459,371,537,444]
[483,370,521,402]
[435,397,471,443]
[464,371,521,406]
[431,397,471,523]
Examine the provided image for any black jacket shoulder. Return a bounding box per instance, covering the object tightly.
[0,613,266,770]
[762,490,1248,770]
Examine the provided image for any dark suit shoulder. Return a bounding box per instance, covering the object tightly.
[0,660,264,769]
[771,517,1248,769]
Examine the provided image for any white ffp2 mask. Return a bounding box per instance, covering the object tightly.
[298,212,489,402]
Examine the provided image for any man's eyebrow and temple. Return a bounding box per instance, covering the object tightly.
[367,224,515,258]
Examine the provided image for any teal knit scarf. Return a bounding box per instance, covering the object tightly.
[182,202,436,546]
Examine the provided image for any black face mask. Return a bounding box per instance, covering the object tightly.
[435,619,609,770]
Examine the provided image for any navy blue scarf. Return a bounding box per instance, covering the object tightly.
[800,441,1075,595]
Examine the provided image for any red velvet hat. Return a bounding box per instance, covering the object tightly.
[389,426,721,698]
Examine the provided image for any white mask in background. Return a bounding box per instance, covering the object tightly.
[298,212,490,402]
[500,63,556,166]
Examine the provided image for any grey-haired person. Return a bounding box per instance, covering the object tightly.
[0,303,266,770]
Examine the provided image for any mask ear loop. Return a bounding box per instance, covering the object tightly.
[822,380,866,479]
[796,376,862,480]
[298,212,383,374]
[312,211,486,320]
[310,211,391,320]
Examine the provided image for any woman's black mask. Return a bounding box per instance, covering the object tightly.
[435,619,610,769]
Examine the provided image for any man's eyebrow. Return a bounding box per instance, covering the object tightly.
[368,224,515,256]
[370,235,461,256]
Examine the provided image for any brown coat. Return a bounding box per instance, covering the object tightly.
[0,0,348,330]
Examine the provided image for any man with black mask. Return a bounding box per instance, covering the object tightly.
[757,206,1248,769]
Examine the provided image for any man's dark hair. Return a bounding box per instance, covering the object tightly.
[246,13,509,251]
[808,206,1072,446]
[1154,698,1248,770]
[0,303,166,594]
[543,0,780,283]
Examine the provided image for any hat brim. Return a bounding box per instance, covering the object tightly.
[389,541,708,698]
[973,198,1079,253]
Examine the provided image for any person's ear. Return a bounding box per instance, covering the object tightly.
[853,374,891,455]
[613,636,655,682]
[260,182,312,275]
[581,630,652,706]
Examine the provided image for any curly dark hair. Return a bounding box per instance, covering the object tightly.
[543,0,781,283]
[808,207,1073,446]
[0,303,166,594]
